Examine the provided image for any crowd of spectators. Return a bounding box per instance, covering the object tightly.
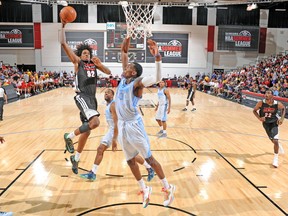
[1,53,288,102]
[0,62,75,99]
[195,53,288,102]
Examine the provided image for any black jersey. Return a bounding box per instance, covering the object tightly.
[259,99,279,124]
[75,60,98,96]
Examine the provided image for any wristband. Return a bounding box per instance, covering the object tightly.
[155,53,161,58]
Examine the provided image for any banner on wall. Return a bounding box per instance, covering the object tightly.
[241,90,288,118]
[0,25,34,48]
[218,26,259,51]
[61,32,104,62]
[146,33,188,64]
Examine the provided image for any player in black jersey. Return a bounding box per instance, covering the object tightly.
[253,89,286,168]
[182,79,197,111]
[60,20,111,174]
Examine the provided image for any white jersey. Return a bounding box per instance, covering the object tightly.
[157,87,167,105]
[115,78,141,121]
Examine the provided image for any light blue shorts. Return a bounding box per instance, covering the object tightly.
[118,118,152,161]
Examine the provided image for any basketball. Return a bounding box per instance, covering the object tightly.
[60,6,77,23]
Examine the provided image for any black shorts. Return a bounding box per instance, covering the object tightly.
[262,122,279,140]
[74,93,100,123]
[187,91,195,101]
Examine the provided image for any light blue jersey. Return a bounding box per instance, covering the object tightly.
[156,87,168,121]
[115,78,152,161]
[157,87,168,105]
[105,99,115,128]
[101,100,115,147]
[115,78,141,121]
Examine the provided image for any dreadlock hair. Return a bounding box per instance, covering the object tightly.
[74,43,93,57]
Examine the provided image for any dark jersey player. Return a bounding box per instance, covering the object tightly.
[60,19,111,174]
[253,90,286,168]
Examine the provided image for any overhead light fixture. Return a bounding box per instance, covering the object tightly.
[247,3,257,11]
[188,2,197,9]
[57,0,68,6]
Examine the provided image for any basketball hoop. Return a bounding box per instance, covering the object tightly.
[119,1,158,39]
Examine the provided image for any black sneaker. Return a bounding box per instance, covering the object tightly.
[64,133,74,153]
[191,108,196,111]
[182,108,187,111]
[70,155,79,174]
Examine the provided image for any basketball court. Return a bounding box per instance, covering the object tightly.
[0,88,288,215]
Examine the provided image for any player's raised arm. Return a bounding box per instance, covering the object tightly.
[60,20,79,64]
[136,39,162,88]
[121,37,130,74]
[91,56,111,75]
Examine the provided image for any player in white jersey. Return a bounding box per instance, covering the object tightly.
[155,80,171,138]
[115,37,175,208]
[79,89,155,181]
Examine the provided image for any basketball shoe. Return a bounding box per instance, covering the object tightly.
[156,130,163,136]
[139,186,152,208]
[0,212,13,216]
[191,108,196,111]
[182,108,187,111]
[79,171,96,181]
[159,133,167,138]
[147,168,155,182]
[162,184,176,206]
[64,133,74,153]
[70,155,79,174]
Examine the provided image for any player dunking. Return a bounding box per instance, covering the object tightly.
[115,37,175,208]
[253,89,286,168]
[182,79,197,111]
[60,19,111,174]
[155,80,171,138]
[79,89,155,181]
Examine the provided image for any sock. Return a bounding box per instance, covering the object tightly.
[192,106,196,109]
[143,161,151,169]
[160,177,169,189]
[163,130,167,134]
[160,126,163,131]
[185,106,188,109]
[75,151,81,162]
[92,164,98,174]
[274,153,278,158]
[68,132,75,139]
[138,179,146,190]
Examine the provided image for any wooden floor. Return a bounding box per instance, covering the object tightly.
[1,87,288,216]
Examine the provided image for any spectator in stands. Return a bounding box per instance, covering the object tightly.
[0,81,8,121]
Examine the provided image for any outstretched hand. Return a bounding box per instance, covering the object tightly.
[121,37,130,53]
[147,39,159,56]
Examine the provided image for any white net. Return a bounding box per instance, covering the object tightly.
[120,1,158,39]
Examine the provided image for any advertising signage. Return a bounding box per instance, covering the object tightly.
[218,26,259,51]
[61,32,104,62]
[0,25,34,48]
[146,33,189,64]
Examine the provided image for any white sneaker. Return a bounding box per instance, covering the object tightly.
[162,184,176,206]
[272,156,279,168]
[139,186,152,208]
[279,143,285,154]
[0,212,13,216]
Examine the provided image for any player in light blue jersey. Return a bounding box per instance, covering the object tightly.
[115,37,175,208]
[79,89,155,181]
[155,80,171,138]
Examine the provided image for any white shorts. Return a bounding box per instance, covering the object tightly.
[118,118,152,161]
[100,128,114,148]
[155,104,168,122]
